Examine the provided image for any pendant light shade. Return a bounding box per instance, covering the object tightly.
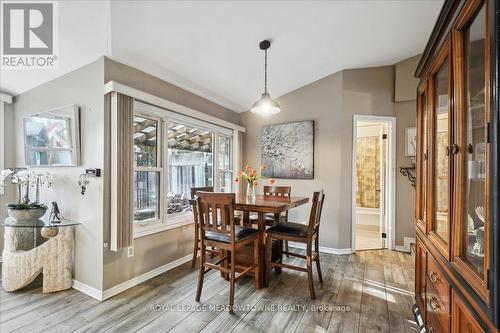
[251,92,281,116]
[251,40,280,116]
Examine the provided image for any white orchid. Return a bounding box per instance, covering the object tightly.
[1,169,54,203]
[37,171,54,188]
[16,170,38,186]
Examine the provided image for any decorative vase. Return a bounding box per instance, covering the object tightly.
[247,182,256,203]
[8,206,47,222]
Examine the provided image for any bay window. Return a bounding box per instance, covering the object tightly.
[133,102,234,237]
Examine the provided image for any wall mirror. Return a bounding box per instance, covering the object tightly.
[23,105,80,167]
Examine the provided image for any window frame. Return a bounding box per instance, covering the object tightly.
[216,132,234,193]
[133,101,234,238]
[133,111,164,236]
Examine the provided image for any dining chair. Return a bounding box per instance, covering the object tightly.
[195,192,260,313]
[189,186,242,267]
[265,190,325,299]
[189,187,216,268]
[249,185,292,255]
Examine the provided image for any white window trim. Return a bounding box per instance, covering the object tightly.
[132,100,241,238]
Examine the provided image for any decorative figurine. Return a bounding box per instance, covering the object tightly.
[49,201,61,222]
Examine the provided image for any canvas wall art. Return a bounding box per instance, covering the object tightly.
[261,120,314,179]
[405,127,417,156]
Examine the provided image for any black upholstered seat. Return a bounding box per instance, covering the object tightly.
[205,226,259,244]
[266,222,308,238]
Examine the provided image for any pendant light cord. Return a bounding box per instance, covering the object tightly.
[264,49,268,93]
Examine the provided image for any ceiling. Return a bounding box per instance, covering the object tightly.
[1,1,443,112]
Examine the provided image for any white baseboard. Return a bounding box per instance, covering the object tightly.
[288,242,352,255]
[73,253,193,301]
[395,237,416,253]
[72,280,104,301]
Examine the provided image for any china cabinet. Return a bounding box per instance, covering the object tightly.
[414,0,499,332]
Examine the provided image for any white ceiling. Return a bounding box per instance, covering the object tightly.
[1,1,443,112]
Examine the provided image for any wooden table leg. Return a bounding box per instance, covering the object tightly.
[257,212,267,288]
[243,211,250,227]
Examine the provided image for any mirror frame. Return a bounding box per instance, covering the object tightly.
[23,104,80,167]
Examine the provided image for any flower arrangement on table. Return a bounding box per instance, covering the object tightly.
[234,165,275,201]
[1,169,53,220]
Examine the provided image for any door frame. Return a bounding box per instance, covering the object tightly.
[351,115,397,252]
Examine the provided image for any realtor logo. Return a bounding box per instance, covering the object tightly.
[1,1,58,68]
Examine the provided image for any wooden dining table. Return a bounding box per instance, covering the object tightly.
[233,194,309,288]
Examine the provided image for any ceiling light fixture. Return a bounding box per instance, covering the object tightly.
[251,40,280,116]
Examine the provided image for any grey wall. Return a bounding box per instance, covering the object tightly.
[5,59,106,290]
[102,57,241,289]
[104,58,240,125]
[242,62,418,249]
[394,55,420,244]
[395,55,421,102]
[0,103,16,253]
[242,66,395,250]
[242,71,344,248]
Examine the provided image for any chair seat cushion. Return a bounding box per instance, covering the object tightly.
[205,226,259,244]
[266,222,308,238]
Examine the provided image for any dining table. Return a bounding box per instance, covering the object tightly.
[232,194,309,288]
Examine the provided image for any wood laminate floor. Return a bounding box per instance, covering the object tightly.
[0,249,417,333]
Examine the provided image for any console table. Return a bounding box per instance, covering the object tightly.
[1,217,80,293]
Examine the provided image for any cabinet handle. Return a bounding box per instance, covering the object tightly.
[451,144,459,155]
[430,297,440,310]
[430,271,439,283]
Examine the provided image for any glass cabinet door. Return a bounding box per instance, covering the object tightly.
[460,3,486,276]
[430,46,452,256]
[452,1,489,301]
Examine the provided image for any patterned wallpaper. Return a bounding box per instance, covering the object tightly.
[356,137,381,208]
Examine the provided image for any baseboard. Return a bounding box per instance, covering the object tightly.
[72,280,104,301]
[395,237,416,253]
[288,242,352,255]
[73,253,193,301]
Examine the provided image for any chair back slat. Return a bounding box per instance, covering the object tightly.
[197,192,236,241]
[307,191,325,236]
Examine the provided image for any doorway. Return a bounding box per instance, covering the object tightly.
[351,115,396,252]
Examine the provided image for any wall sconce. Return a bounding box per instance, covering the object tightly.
[78,168,101,195]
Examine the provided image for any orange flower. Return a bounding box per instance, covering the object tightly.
[253,180,258,187]
[269,178,276,185]
[250,170,257,177]
[245,165,252,171]
[234,177,239,183]
[239,171,245,176]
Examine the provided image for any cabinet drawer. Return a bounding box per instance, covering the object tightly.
[427,255,450,311]
[426,278,450,333]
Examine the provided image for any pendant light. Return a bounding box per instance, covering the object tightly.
[251,40,281,116]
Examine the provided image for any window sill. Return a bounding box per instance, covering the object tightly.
[133,218,194,239]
